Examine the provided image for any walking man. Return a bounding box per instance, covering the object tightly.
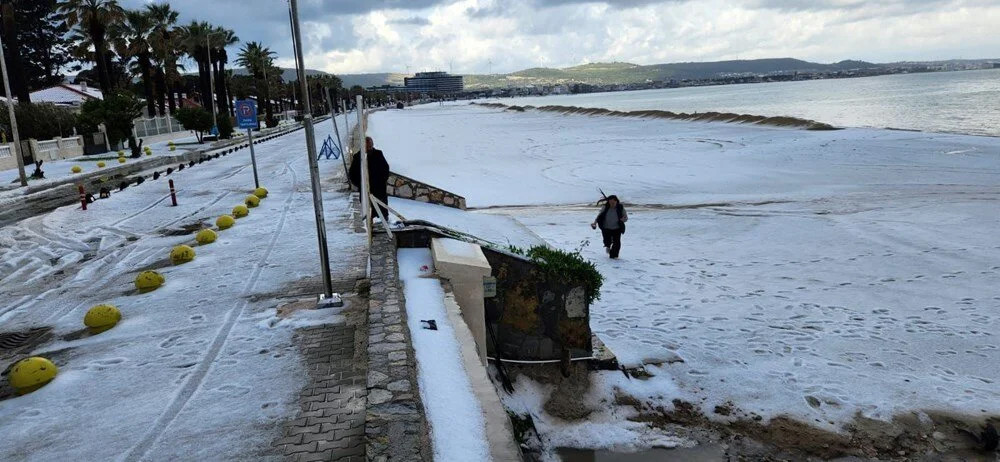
[349,136,391,223]
[591,195,628,259]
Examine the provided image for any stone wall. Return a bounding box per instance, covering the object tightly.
[365,233,432,462]
[482,248,593,361]
[386,173,466,210]
[397,227,594,362]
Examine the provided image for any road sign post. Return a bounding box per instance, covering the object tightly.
[235,100,261,189]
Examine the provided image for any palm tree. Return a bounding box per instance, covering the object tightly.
[146,2,179,115]
[209,27,238,117]
[113,9,155,116]
[58,0,126,94]
[179,21,211,110]
[235,41,276,125]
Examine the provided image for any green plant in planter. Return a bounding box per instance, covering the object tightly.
[522,245,603,305]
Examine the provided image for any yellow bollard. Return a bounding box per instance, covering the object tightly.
[71,165,82,173]
[9,357,58,395]
[135,270,165,293]
[253,187,268,199]
[118,157,127,164]
[84,304,122,334]
[170,245,196,265]
[245,195,260,208]
[195,229,217,245]
[232,205,249,218]
[97,162,106,168]
[216,215,236,229]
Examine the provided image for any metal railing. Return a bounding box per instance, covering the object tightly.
[134,115,184,138]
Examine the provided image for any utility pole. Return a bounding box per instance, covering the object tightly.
[0,30,27,187]
[289,0,335,300]
[207,31,222,137]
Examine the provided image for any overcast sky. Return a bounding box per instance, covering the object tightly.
[123,0,1000,74]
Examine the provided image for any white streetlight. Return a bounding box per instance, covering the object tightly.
[0,31,28,187]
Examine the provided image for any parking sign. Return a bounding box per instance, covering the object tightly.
[235,100,258,130]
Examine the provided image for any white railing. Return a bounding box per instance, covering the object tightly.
[36,139,60,155]
[134,115,184,138]
[0,144,11,159]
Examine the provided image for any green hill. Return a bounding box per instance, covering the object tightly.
[463,58,883,89]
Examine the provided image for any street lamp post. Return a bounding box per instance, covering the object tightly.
[0,31,28,187]
[288,0,335,300]
[207,31,223,137]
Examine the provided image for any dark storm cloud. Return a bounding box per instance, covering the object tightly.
[116,0,451,66]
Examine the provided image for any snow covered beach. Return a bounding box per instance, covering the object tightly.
[369,103,1000,454]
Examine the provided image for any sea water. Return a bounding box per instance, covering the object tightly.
[507,68,1000,137]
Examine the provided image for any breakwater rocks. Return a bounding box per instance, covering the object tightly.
[473,102,839,131]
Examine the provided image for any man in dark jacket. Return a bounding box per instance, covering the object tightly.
[591,194,628,259]
[348,136,391,222]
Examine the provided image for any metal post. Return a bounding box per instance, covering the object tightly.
[340,99,350,153]
[289,0,334,299]
[0,32,28,187]
[247,128,259,188]
[207,34,218,137]
[168,179,177,206]
[325,87,348,178]
[356,95,370,246]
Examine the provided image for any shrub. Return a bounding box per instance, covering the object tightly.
[216,113,234,139]
[0,102,78,141]
[175,107,213,143]
[509,245,604,305]
[76,91,143,148]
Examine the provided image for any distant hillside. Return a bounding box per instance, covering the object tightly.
[463,58,883,89]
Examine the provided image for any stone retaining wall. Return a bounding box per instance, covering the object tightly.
[387,173,466,209]
[365,233,431,462]
[482,247,593,362]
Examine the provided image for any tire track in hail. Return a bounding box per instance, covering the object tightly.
[121,160,299,462]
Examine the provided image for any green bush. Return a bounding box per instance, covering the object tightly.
[0,102,78,141]
[510,245,604,305]
[216,113,234,139]
[175,107,213,143]
[76,91,143,148]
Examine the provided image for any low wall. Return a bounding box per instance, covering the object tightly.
[387,172,466,209]
[396,227,593,362]
[482,247,593,361]
[31,136,84,163]
[365,233,432,461]
[0,143,17,172]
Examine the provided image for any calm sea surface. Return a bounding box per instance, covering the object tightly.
[507,69,1000,137]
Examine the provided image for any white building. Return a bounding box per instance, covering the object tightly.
[29,83,103,107]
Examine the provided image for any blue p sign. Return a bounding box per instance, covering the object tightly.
[235,100,258,130]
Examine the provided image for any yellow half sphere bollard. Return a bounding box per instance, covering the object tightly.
[245,195,260,208]
[135,270,165,293]
[118,157,127,164]
[84,304,122,334]
[97,161,106,168]
[117,150,124,157]
[253,187,268,199]
[195,229,217,245]
[71,165,82,173]
[169,146,176,151]
[170,245,196,265]
[9,357,58,395]
[232,204,249,218]
[216,214,235,229]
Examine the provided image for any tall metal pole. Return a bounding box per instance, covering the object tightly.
[289,0,334,298]
[357,95,370,247]
[0,32,27,187]
[325,87,347,178]
[207,34,218,136]
[246,128,259,188]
